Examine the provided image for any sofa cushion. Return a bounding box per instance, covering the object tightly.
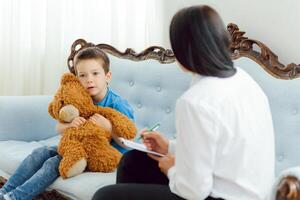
[0,136,116,200]
[51,172,116,200]
[235,57,300,174]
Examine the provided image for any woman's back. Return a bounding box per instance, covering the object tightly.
[175,67,275,199]
[93,5,275,200]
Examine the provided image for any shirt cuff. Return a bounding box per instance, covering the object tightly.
[167,165,176,180]
[168,139,176,154]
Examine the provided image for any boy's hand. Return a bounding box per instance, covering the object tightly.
[70,117,86,128]
[89,113,112,132]
[56,117,86,135]
[148,154,175,175]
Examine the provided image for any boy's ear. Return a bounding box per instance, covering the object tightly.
[106,71,112,84]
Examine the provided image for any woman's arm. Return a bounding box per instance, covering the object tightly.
[56,122,71,135]
[168,140,176,154]
[167,98,219,200]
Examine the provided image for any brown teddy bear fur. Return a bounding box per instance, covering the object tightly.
[48,73,137,179]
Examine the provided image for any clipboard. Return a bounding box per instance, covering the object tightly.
[119,138,165,157]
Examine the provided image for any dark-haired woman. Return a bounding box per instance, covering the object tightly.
[93,5,274,200]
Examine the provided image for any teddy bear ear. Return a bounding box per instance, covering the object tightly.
[61,73,80,85]
[48,101,57,119]
[48,99,62,120]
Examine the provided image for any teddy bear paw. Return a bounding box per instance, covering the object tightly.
[66,158,87,178]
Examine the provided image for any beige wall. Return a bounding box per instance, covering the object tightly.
[162,0,300,66]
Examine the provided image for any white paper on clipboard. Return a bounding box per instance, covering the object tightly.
[119,138,165,157]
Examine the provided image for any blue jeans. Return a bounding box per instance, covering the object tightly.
[0,146,61,200]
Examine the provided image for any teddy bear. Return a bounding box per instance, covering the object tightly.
[48,73,137,179]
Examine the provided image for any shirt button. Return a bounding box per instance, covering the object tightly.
[129,81,134,86]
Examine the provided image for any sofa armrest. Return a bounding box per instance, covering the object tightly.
[0,96,57,141]
[273,167,300,200]
[276,176,300,200]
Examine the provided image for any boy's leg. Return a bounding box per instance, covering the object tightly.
[0,146,57,194]
[117,150,169,185]
[92,183,184,200]
[6,155,61,200]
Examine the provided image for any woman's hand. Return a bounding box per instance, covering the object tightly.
[148,154,175,175]
[142,131,169,154]
[89,113,112,132]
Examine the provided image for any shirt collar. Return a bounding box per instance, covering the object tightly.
[94,87,110,106]
[190,73,205,87]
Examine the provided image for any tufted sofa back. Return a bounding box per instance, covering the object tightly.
[2,24,300,177]
[0,95,55,141]
[0,57,191,142]
[110,55,300,175]
[0,55,299,177]
[235,57,300,175]
[109,56,191,139]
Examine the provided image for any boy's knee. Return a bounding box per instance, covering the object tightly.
[43,155,61,169]
[31,146,57,157]
[31,146,49,155]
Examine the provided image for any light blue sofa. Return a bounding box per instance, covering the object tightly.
[0,43,191,199]
[0,24,299,199]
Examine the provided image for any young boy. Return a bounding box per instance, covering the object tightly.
[0,47,134,200]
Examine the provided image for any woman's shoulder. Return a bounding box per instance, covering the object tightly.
[180,68,256,106]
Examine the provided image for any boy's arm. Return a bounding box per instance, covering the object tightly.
[55,122,71,135]
[89,113,128,148]
[56,117,86,135]
[111,130,127,148]
[111,100,135,145]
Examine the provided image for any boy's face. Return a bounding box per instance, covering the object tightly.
[76,59,111,101]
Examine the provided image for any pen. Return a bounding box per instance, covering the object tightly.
[137,122,160,140]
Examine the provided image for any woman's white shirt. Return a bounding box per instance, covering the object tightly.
[167,67,275,200]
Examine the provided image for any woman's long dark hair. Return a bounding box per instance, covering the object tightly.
[170,5,236,78]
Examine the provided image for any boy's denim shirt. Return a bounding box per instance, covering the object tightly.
[96,87,135,154]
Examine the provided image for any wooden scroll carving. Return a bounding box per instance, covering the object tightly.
[67,39,175,74]
[228,23,300,79]
[68,23,300,80]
